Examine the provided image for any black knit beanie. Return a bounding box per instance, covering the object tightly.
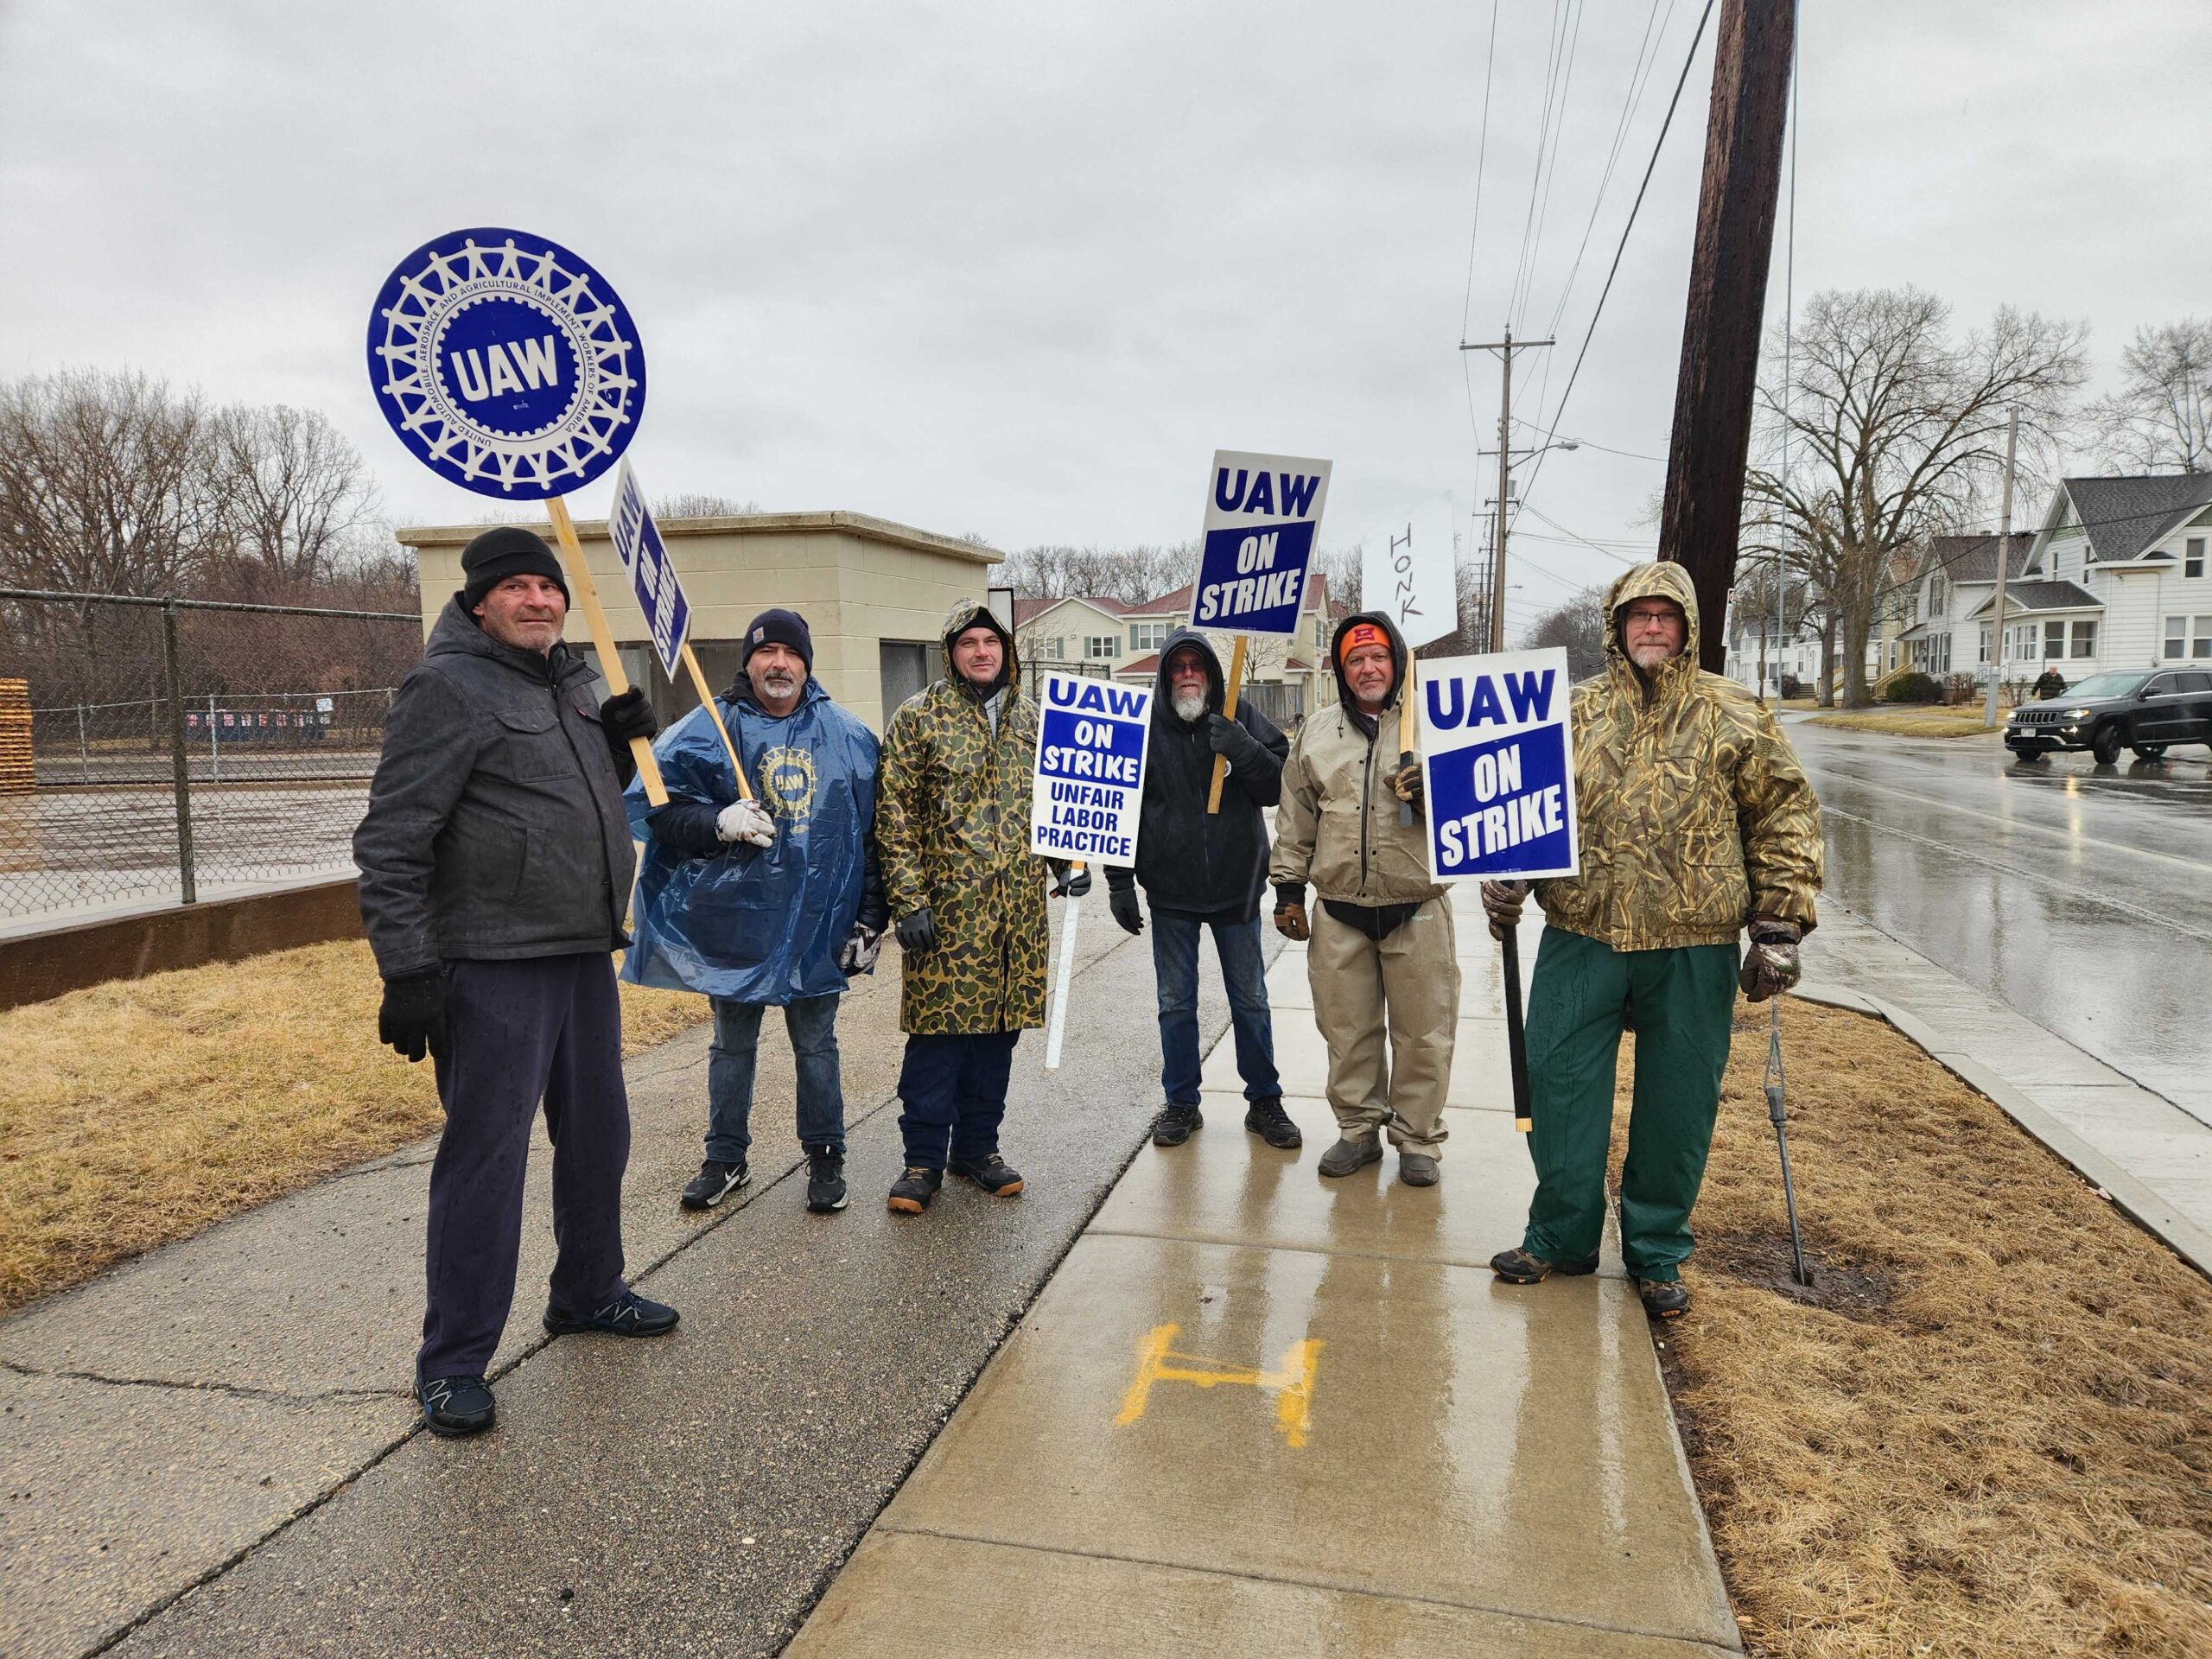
[461,526,569,610]
[741,607,814,675]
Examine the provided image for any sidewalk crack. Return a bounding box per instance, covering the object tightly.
[0,1357,406,1406]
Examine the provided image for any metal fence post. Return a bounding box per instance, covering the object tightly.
[162,599,196,905]
[77,703,90,783]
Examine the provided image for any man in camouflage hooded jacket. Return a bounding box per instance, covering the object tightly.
[1483,561,1821,1319]
[875,598,1086,1214]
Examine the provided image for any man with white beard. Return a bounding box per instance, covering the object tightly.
[1105,631,1298,1150]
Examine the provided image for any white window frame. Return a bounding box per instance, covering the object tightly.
[2187,537,2206,579]
[2166,615,2188,660]
[2195,615,2212,661]
[2069,619,2097,659]
[2044,620,2066,660]
[1128,620,1169,652]
[1084,634,1119,661]
[1041,636,1065,661]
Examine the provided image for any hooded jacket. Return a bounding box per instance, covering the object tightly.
[620,675,886,1005]
[1271,610,1445,909]
[354,594,635,976]
[875,598,1052,1034]
[1105,627,1288,922]
[1535,561,1822,950]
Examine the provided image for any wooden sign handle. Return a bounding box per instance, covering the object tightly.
[1205,632,1249,815]
[679,641,753,801]
[546,497,667,805]
[1396,655,1419,826]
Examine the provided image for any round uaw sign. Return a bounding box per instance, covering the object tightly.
[366,227,645,499]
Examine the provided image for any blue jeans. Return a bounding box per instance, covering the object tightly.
[896,1032,1020,1171]
[706,994,846,1163]
[1152,912,1280,1107]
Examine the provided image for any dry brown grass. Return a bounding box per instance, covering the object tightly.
[1804,708,2004,739]
[1627,999,2212,1657]
[0,940,707,1314]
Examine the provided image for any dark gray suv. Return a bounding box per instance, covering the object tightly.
[2005,669,2212,763]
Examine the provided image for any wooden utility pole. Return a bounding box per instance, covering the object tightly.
[1459,329,1553,650]
[1981,407,2019,728]
[1656,0,1796,672]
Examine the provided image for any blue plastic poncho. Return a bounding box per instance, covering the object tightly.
[621,677,880,1004]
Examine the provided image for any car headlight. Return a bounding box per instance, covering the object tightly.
[2062,708,2091,720]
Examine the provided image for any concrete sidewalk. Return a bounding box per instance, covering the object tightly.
[789,889,1742,1658]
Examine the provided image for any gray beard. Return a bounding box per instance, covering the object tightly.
[1172,688,1207,722]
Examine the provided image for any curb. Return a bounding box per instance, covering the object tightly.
[1794,979,2212,1281]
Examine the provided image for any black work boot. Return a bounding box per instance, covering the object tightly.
[1491,1247,1599,1283]
[950,1151,1025,1197]
[1243,1096,1302,1149]
[887,1166,943,1214]
[1635,1277,1691,1319]
[1317,1133,1383,1178]
[418,1374,495,1439]
[1152,1103,1203,1147]
[805,1146,848,1213]
[681,1159,749,1211]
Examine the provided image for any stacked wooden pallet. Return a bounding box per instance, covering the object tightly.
[0,679,33,795]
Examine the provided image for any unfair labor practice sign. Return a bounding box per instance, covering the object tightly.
[1416,647,1580,880]
[366,227,645,499]
[606,461,691,678]
[1192,450,1332,636]
[1029,672,1154,868]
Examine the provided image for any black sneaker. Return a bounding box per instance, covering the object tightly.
[418,1374,494,1439]
[805,1146,848,1213]
[1636,1277,1691,1320]
[681,1159,749,1211]
[950,1151,1025,1197]
[887,1166,943,1214]
[1243,1097,1302,1149]
[1152,1103,1203,1147]
[543,1288,680,1338]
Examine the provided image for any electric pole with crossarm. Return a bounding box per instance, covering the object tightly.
[1459,328,1554,651]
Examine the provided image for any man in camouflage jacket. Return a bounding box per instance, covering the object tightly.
[1484,561,1821,1319]
[875,598,1087,1214]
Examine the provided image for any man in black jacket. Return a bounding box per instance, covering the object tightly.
[1106,629,1299,1150]
[354,525,679,1440]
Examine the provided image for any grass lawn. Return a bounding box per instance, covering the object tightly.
[1804,706,2005,739]
[1639,999,2212,1657]
[0,940,709,1314]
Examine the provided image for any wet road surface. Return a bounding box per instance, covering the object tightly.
[1789,719,2212,1126]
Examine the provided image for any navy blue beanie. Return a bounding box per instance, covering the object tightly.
[742,607,813,674]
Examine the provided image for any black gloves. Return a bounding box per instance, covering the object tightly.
[378,968,448,1064]
[1052,863,1092,899]
[1205,713,1262,767]
[895,908,938,953]
[1391,758,1424,810]
[599,688,658,757]
[1272,881,1310,942]
[1109,884,1144,936]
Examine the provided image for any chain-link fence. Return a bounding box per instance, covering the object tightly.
[0,588,422,927]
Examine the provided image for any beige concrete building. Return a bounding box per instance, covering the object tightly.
[397,511,1000,732]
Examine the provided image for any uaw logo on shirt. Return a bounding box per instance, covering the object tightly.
[757,747,817,825]
[365,227,645,500]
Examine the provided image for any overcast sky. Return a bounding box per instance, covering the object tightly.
[3,1,2208,635]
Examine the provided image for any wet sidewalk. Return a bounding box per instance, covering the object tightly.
[789,888,1742,1658]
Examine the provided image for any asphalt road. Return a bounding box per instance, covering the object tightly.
[1789,718,2212,1127]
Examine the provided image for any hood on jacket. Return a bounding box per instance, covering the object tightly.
[1599,562,1701,691]
[1151,627,1224,725]
[939,596,1018,698]
[427,592,582,684]
[1326,609,1410,714]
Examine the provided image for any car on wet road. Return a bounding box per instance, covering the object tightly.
[2005,668,2212,764]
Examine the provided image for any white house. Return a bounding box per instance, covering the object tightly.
[1990,474,2212,675]
[1897,532,2036,680]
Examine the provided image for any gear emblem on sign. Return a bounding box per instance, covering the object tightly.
[759,747,817,825]
[365,228,646,499]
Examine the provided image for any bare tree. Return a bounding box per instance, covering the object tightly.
[1519,584,1610,681]
[656,492,762,518]
[203,403,383,594]
[2085,318,2212,474]
[990,543,1192,605]
[1745,288,2088,707]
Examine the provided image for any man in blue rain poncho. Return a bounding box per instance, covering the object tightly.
[624,608,887,1217]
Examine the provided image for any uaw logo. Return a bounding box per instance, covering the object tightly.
[365,228,645,499]
[758,747,817,826]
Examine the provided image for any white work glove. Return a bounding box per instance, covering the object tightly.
[837,923,883,976]
[715,799,776,848]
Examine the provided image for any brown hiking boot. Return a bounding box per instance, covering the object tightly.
[1490,1247,1599,1284]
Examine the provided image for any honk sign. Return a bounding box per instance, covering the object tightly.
[1028,672,1154,866]
[1415,647,1580,881]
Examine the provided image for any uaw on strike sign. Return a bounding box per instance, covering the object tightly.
[606,460,692,678]
[1192,450,1332,635]
[1417,648,1580,880]
[1029,672,1154,867]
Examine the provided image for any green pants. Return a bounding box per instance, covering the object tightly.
[1520,926,1738,1281]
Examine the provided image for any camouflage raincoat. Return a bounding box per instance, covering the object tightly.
[1535,562,1821,950]
[876,599,1052,1035]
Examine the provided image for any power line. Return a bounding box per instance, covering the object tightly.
[1513,0,1589,329]
[1506,0,1571,333]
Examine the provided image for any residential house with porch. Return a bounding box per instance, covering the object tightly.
[1992,474,2212,677]
[1897,531,2037,681]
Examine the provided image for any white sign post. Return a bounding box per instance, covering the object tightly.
[1029,671,1154,1070]
[1192,449,1332,813]
[606,460,751,799]
[1415,647,1580,882]
[1359,494,1459,822]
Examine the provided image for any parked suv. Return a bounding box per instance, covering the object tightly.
[2005,669,2212,763]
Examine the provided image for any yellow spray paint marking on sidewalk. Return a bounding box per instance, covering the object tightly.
[1113,1323,1325,1447]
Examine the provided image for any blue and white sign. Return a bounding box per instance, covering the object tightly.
[1417,647,1580,881]
[606,461,691,678]
[366,227,645,499]
[1191,449,1332,637]
[1028,673,1154,868]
